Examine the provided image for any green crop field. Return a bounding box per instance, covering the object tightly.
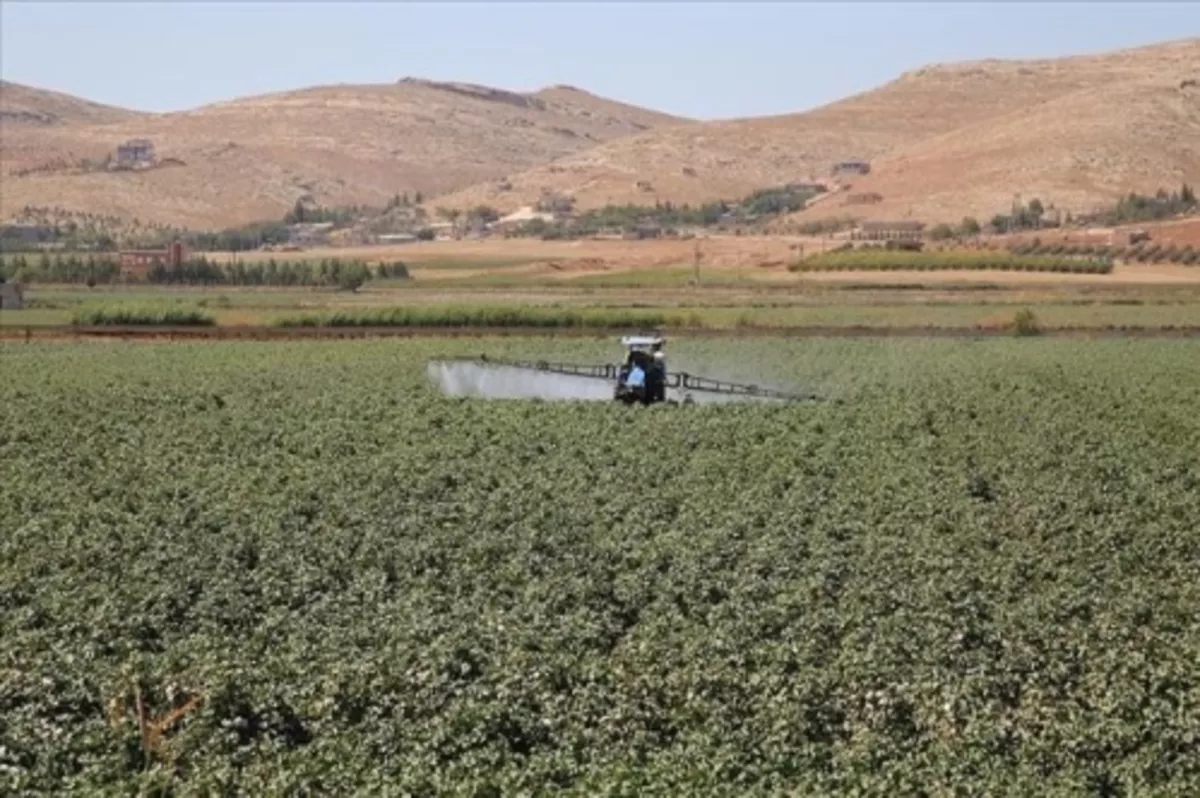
[791,250,1113,274]
[3,337,1199,794]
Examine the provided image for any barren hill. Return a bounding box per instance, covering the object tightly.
[0,80,145,126]
[0,79,688,228]
[5,37,1198,231]
[438,37,1200,223]
[793,74,1200,226]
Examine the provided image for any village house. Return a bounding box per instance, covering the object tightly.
[490,206,560,235]
[287,222,334,247]
[111,139,156,170]
[851,220,926,241]
[0,224,54,247]
[118,241,185,276]
[832,159,871,176]
[374,233,418,245]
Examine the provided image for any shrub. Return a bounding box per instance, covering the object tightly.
[72,304,216,326]
[929,223,955,241]
[1011,308,1041,336]
[272,307,672,330]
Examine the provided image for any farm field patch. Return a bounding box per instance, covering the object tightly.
[2,337,1199,793]
[5,279,1200,332]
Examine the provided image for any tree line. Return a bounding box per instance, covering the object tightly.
[0,252,408,289]
[505,184,824,239]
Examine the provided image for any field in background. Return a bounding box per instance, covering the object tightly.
[4,237,1200,335]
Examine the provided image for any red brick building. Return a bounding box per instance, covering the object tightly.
[118,241,184,276]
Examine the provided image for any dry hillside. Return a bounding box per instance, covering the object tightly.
[0,79,143,126]
[0,79,688,228]
[4,37,1198,231]
[439,37,1200,223]
[794,76,1200,226]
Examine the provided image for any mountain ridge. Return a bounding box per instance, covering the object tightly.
[2,35,1198,229]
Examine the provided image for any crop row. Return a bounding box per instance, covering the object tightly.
[3,338,1199,794]
[272,306,673,329]
[790,250,1113,273]
[1004,241,1199,264]
[71,304,216,326]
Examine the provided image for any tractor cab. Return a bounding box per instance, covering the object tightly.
[614,335,667,404]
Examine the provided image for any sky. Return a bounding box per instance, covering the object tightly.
[2,2,1197,120]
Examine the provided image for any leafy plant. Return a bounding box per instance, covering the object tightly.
[789,250,1112,274]
[2,338,1199,794]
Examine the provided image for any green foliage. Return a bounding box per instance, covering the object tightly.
[282,202,366,227]
[375,261,410,279]
[2,338,1200,793]
[790,216,857,236]
[1010,308,1041,336]
[1097,184,1198,225]
[185,220,292,252]
[508,183,823,239]
[273,306,670,329]
[738,185,817,216]
[790,249,1113,274]
[469,205,501,224]
[0,252,121,284]
[959,217,981,236]
[71,304,216,326]
[989,198,1049,233]
[929,223,955,241]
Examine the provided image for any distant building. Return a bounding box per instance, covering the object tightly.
[0,282,24,310]
[832,159,871,176]
[622,223,663,240]
[0,224,53,246]
[375,233,417,244]
[1111,228,1151,246]
[851,220,925,241]
[118,241,185,275]
[287,222,334,247]
[113,139,156,169]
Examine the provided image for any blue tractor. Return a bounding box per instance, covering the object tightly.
[613,335,669,405]
[432,335,820,405]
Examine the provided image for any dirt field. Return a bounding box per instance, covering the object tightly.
[991,217,1200,249]
[214,235,1200,286]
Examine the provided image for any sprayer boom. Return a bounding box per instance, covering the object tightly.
[433,354,819,403]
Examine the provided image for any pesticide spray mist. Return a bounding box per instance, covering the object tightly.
[425,360,795,404]
[426,361,615,401]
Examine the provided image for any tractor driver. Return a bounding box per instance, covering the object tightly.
[626,359,646,392]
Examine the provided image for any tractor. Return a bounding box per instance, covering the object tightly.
[431,335,820,405]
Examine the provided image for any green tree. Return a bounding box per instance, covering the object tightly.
[285,200,307,225]
[929,223,955,241]
[469,205,500,224]
[960,217,981,236]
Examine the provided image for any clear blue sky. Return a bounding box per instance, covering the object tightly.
[2,2,1196,119]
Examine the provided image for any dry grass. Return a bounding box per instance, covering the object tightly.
[0,79,140,125]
